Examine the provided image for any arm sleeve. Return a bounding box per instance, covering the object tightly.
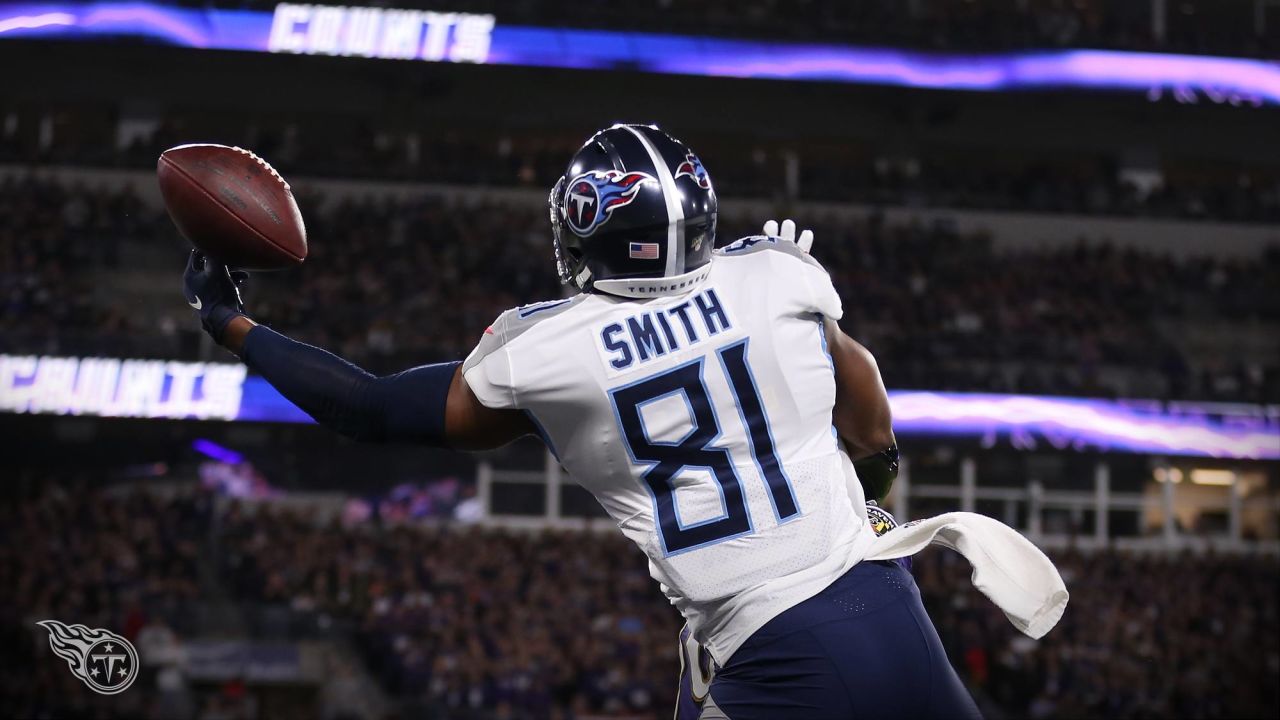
[241,325,457,444]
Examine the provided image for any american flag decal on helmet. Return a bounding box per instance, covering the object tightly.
[629,242,660,260]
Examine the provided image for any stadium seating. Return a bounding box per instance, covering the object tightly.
[3,479,1276,719]
[2,176,1276,402]
[3,3,1274,718]
[5,125,1278,224]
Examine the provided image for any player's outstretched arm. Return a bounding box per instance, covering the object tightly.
[825,318,899,502]
[188,252,534,450]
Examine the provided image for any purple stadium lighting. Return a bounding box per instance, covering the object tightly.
[79,3,213,47]
[1,2,1277,103]
[2,355,1276,459]
[889,392,1280,460]
[0,9,70,32]
[192,438,244,464]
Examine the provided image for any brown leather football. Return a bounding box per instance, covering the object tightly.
[157,144,307,270]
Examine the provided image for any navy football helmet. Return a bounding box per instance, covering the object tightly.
[549,124,717,297]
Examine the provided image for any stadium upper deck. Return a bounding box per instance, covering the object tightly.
[150,0,1276,57]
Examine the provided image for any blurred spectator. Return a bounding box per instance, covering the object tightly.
[5,124,1277,224]
[3,478,1276,719]
[0,175,177,357]
[2,178,1275,402]
[0,478,211,719]
[219,502,678,717]
[917,547,1280,719]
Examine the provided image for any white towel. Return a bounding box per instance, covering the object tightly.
[864,512,1069,639]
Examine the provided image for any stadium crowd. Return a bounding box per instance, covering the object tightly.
[220,503,680,718]
[4,479,1277,719]
[0,477,213,719]
[918,543,1279,719]
[0,176,166,358]
[164,0,1272,57]
[6,124,1278,224]
[2,177,1277,402]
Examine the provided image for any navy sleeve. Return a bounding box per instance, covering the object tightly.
[241,325,458,445]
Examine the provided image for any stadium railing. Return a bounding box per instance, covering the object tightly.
[476,452,1280,554]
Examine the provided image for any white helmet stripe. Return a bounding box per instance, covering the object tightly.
[621,124,684,277]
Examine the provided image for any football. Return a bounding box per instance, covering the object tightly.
[157,144,307,270]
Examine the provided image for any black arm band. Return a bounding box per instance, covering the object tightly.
[853,444,899,504]
[241,326,458,445]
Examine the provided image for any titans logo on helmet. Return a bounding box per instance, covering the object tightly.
[674,152,711,190]
[563,170,655,237]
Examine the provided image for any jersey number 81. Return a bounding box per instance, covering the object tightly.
[610,339,799,555]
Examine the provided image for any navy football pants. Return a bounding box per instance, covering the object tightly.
[706,561,982,719]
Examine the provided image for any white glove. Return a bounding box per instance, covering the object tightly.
[762,219,814,253]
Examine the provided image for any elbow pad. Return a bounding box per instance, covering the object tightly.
[853,444,899,504]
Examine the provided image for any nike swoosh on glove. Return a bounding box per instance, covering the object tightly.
[183,250,249,344]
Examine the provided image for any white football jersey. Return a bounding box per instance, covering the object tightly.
[463,238,876,662]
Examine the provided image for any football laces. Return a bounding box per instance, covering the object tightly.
[232,146,290,191]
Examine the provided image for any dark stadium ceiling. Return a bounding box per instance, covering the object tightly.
[1,1,1276,105]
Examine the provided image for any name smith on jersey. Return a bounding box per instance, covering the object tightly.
[599,288,733,371]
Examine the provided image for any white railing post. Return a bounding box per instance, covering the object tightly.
[1095,461,1110,545]
[960,456,976,514]
[477,460,493,519]
[1152,0,1167,43]
[1229,469,1243,543]
[1028,479,1043,540]
[544,449,561,522]
[894,456,910,521]
[784,150,800,200]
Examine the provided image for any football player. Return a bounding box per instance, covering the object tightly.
[183,124,980,718]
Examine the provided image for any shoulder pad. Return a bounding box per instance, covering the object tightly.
[717,234,785,256]
[463,296,584,371]
[716,235,827,270]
